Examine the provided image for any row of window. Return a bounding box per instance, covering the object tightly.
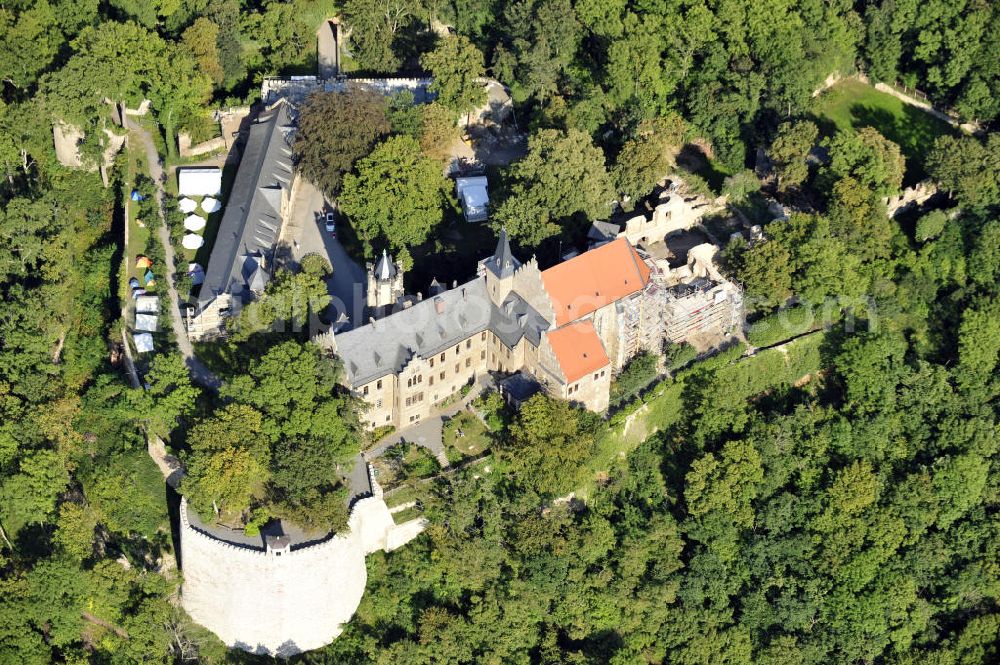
[568,370,607,395]
[404,392,424,407]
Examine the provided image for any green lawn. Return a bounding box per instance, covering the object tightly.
[444,411,491,462]
[124,147,156,298]
[810,79,956,185]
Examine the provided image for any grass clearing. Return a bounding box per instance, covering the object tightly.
[582,333,825,499]
[444,411,491,462]
[810,79,956,184]
[391,506,423,524]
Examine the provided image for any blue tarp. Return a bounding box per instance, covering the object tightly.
[143,269,155,284]
[130,189,145,201]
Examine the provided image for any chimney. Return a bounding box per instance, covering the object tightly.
[417,291,423,301]
[434,297,445,314]
[452,280,457,289]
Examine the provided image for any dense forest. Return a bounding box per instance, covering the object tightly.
[1,0,999,663]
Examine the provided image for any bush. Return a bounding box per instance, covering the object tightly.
[610,352,659,406]
[915,209,948,242]
[243,508,271,536]
[473,390,506,432]
[300,253,332,278]
[663,342,698,370]
[385,442,440,480]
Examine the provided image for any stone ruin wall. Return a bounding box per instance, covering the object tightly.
[179,467,426,657]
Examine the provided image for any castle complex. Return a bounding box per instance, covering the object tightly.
[331,231,743,429]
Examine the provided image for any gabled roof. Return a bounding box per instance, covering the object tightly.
[546,320,609,384]
[199,101,295,306]
[541,237,651,326]
[491,292,549,349]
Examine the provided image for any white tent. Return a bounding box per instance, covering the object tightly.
[178,197,198,213]
[201,197,221,213]
[177,167,222,196]
[184,214,207,231]
[135,295,159,313]
[134,313,158,332]
[133,333,154,353]
[187,263,205,286]
[182,234,205,249]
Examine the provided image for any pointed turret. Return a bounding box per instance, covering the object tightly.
[375,249,396,280]
[366,248,405,317]
[481,228,521,305]
[487,228,520,279]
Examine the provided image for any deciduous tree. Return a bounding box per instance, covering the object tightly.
[340,135,452,251]
[494,128,614,245]
[294,89,391,197]
[769,120,818,190]
[421,35,487,115]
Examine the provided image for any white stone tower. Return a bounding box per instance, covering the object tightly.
[365,249,405,317]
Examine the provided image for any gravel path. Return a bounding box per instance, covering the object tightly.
[126,119,221,391]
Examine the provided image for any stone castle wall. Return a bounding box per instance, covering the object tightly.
[179,467,426,657]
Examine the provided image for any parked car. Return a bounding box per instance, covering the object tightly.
[325,212,336,235]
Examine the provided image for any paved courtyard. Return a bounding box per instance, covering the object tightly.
[280,179,367,330]
[367,374,492,468]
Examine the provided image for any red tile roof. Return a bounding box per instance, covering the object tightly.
[541,238,651,326]
[546,320,609,384]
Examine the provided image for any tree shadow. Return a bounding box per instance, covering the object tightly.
[676,143,728,193]
[849,103,955,185]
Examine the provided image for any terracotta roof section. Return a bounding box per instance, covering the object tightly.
[541,237,651,326]
[546,320,609,384]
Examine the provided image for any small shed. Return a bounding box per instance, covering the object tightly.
[177,167,222,197]
[455,176,489,223]
[498,372,541,408]
[134,313,158,332]
[588,220,621,246]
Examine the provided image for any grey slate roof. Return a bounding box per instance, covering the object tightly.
[335,277,495,387]
[588,220,621,243]
[491,292,549,349]
[482,229,519,279]
[199,101,295,308]
[334,275,552,387]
